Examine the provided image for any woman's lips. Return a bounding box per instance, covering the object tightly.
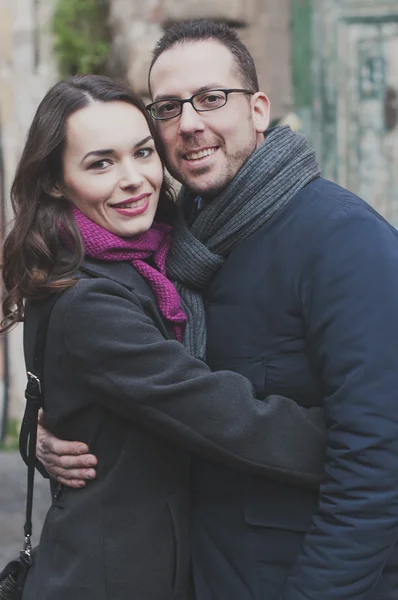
[110,194,150,217]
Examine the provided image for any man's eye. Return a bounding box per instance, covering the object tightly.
[206,94,221,103]
[158,102,179,116]
[89,159,111,170]
[197,93,225,108]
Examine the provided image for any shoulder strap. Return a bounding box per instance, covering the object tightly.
[18,293,60,562]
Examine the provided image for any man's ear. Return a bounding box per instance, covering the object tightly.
[250,92,271,133]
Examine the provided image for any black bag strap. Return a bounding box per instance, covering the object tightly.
[18,293,60,562]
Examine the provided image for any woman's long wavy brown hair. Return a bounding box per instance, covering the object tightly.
[1,75,176,333]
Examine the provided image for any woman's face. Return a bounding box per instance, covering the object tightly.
[59,100,164,237]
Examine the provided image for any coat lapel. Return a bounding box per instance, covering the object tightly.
[79,258,176,340]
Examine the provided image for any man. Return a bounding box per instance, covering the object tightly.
[37,19,398,600]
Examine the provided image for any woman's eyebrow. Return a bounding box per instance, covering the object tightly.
[81,149,113,163]
[134,135,153,148]
[81,136,153,164]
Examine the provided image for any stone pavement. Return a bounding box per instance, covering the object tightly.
[0,451,50,564]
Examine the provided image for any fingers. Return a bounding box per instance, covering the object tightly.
[37,451,97,487]
[56,477,88,489]
[36,422,98,487]
[50,452,98,470]
[37,424,91,456]
[48,465,97,483]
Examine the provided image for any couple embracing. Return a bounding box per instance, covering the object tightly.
[3,19,398,600]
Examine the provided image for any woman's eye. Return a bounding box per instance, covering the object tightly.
[89,159,111,170]
[135,147,154,159]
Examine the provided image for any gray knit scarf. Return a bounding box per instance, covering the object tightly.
[167,126,320,360]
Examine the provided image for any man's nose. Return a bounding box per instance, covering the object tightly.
[178,102,205,135]
[119,159,143,188]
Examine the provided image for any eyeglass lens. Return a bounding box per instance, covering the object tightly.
[152,90,227,119]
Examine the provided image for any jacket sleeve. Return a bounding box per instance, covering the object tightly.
[282,204,398,599]
[61,277,325,487]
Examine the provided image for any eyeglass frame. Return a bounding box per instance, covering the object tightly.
[146,88,254,121]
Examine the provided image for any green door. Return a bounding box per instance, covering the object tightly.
[312,1,398,225]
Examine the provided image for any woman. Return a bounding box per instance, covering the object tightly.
[1,75,324,600]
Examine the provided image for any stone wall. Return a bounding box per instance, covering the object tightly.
[109,0,293,118]
[0,0,57,424]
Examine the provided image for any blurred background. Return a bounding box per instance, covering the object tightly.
[0,0,398,555]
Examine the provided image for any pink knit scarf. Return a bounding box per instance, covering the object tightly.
[71,206,186,341]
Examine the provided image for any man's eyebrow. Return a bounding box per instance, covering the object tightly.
[154,84,226,102]
[81,136,154,163]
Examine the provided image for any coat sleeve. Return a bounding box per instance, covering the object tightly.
[282,204,398,599]
[61,277,325,486]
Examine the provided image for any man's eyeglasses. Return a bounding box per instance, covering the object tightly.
[146,88,254,121]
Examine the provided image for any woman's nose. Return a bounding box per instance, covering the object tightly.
[119,160,143,188]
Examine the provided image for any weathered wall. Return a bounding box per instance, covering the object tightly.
[109,0,294,118]
[0,0,57,423]
[312,0,398,225]
[108,0,163,100]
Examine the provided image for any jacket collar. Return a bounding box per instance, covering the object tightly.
[79,258,137,290]
[79,257,175,340]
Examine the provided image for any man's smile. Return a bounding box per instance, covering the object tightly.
[184,146,219,161]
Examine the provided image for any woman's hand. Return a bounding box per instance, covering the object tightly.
[36,410,98,487]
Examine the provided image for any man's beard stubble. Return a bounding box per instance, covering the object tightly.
[167,136,257,200]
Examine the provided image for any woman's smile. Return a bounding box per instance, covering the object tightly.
[109,193,151,216]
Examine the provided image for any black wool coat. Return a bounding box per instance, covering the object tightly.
[22,259,324,600]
